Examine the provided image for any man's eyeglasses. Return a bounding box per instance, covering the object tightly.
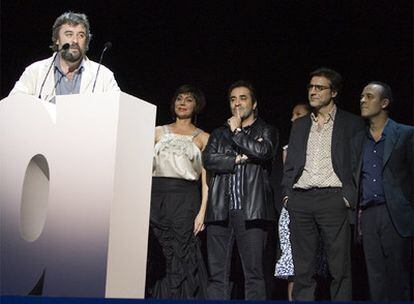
[307,84,331,92]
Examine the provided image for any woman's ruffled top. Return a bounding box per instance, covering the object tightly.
[153,125,202,181]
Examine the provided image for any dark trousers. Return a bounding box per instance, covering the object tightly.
[288,188,352,301]
[361,203,411,301]
[206,210,267,300]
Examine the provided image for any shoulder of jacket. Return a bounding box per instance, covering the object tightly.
[336,108,365,129]
[254,117,276,130]
[352,129,365,143]
[392,119,414,132]
[336,107,361,120]
[85,58,113,74]
[83,58,98,69]
[25,56,54,70]
[291,114,311,129]
[211,125,228,134]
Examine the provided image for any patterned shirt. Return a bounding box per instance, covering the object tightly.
[294,105,342,189]
[229,163,245,210]
[229,124,253,210]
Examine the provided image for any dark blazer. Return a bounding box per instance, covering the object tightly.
[351,119,414,237]
[282,107,365,208]
[203,118,278,222]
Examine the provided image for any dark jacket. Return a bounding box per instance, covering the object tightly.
[351,119,414,237]
[203,118,279,222]
[282,107,365,209]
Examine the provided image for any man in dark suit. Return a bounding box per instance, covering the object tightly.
[282,67,365,301]
[351,81,414,301]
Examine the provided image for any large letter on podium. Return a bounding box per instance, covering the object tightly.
[0,92,156,298]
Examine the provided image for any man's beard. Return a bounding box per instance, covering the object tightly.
[61,46,84,63]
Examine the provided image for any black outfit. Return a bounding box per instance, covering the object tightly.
[282,109,365,301]
[203,118,278,300]
[351,119,414,301]
[148,177,208,299]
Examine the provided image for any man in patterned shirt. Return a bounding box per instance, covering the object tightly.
[282,68,365,301]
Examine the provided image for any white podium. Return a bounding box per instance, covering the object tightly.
[0,92,156,298]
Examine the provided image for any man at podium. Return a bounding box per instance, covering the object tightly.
[9,11,119,101]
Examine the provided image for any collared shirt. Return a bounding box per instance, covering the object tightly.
[230,162,245,210]
[229,122,254,210]
[53,55,84,99]
[360,121,388,207]
[294,104,343,189]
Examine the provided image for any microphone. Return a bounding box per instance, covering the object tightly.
[92,42,112,93]
[38,43,70,99]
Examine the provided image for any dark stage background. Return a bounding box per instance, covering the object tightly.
[1,0,413,301]
[1,0,413,140]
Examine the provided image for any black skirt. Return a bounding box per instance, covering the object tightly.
[147,177,207,300]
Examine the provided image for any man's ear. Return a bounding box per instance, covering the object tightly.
[381,98,390,110]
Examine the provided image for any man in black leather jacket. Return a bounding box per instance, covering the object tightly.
[202,80,278,300]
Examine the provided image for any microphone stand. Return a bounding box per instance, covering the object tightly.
[38,43,69,99]
[92,42,112,93]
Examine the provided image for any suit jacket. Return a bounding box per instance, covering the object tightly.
[351,119,414,237]
[282,107,365,208]
[9,54,120,101]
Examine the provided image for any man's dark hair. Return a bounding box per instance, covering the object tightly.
[367,81,393,107]
[170,84,206,119]
[309,67,343,100]
[227,80,257,104]
[51,12,92,52]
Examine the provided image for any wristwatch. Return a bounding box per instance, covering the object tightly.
[234,127,242,134]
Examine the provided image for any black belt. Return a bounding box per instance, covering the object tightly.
[360,201,386,210]
[293,187,342,193]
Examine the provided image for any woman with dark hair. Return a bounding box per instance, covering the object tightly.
[148,84,209,299]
